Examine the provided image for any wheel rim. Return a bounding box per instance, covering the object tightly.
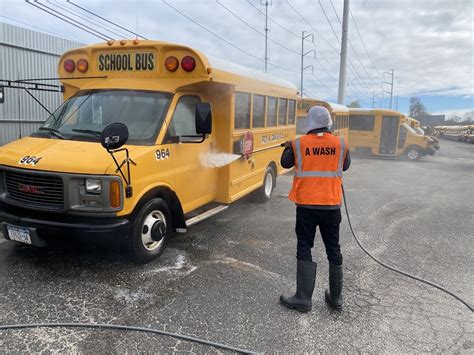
[264,171,273,197]
[141,210,167,251]
[408,149,419,160]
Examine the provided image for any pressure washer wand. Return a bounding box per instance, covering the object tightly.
[243,143,286,156]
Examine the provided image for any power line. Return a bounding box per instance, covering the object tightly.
[163,0,299,74]
[246,0,300,39]
[285,0,339,54]
[329,0,380,84]
[313,55,338,82]
[25,0,110,41]
[349,8,382,77]
[48,0,131,39]
[347,38,379,83]
[311,73,338,96]
[0,14,78,42]
[319,0,378,92]
[284,0,348,81]
[318,0,340,45]
[163,1,262,61]
[67,0,148,40]
[216,1,300,56]
[329,0,342,24]
[285,0,372,101]
[246,0,341,84]
[35,0,113,40]
[347,61,373,97]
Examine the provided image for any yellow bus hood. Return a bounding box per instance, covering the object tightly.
[0,137,134,175]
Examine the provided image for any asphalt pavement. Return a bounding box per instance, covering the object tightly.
[0,139,473,353]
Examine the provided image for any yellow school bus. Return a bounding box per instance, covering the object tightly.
[406,117,425,135]
[435,125,474,143]
[0,39,297,263]
[406,116,440,149]
[348,108,437,161]
[465,125,474,143]
[296,98,349,140]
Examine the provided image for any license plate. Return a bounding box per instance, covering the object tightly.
[6,225,32,245]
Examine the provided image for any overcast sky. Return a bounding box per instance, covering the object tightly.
[1,0,473,116]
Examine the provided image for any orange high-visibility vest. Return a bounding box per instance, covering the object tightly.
[289,132,347,206]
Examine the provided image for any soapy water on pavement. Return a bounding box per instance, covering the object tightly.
[200,150,241,168]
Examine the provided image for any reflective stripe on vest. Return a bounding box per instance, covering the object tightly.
[294,136,345,178]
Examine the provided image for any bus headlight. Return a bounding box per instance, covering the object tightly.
[68,176,122,212]
[85,178,102,194]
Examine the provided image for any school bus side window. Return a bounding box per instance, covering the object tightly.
[235,92,250,130]
[253,94,265,128]
[349,114,375,131]
[168,95,201,137]
[267,97,277,127]
[278,98,288,125]
[288,100,296,125]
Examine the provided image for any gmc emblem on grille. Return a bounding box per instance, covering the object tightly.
[18,183,45,195]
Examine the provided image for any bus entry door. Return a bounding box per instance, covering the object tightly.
[379,115,399,155]
[167,95,217,212]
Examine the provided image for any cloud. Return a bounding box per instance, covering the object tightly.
[1,0,472,106]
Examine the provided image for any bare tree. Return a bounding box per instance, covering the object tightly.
[348,100,360,108]
[409,97,427,118]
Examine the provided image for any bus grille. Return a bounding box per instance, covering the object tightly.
[4,170,64,209]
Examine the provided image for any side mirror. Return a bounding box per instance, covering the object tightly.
[195,102,212,135]
[101,122,129,150]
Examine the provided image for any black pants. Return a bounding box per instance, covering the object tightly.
[295,207,343,265]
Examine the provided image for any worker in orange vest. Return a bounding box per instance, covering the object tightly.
[280,106,350,312]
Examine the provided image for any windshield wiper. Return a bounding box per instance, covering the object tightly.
[38,127,65,140]
[71,129,102,138]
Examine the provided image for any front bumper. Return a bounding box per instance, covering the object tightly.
[423,147,437,156]
[0,202,130,246]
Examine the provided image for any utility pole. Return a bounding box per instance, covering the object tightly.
[300,31,315,97]
[261,1,272,73]
[383,69,394,109]
[337,0,350,104]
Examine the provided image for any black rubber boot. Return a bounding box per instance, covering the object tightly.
[280,260,317,313]
[325,263,343,310]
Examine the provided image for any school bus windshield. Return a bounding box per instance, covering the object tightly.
[34,90,172,144]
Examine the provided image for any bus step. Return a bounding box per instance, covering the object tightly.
[185,205,229,227]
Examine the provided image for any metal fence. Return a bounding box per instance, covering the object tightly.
[0,22,84,145]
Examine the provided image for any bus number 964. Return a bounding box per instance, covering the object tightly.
[156,149,170,161]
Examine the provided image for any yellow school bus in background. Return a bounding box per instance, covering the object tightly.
[434,125,474,143]
[348,108,437,161]
[464,125,474,143]
[296,98,349,140]
[406,117,425,135]
[0,39,297,263]
[406,116,441,150]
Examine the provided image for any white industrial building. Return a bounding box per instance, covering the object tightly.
[0,22,84,145]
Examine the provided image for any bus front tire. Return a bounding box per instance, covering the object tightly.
[255,166,276,202]
[405,146,422,161]
[127,198,171,264]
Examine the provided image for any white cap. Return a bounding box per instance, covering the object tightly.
[305,106,333,133]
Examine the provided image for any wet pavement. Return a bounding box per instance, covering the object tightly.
[0,139,473,353]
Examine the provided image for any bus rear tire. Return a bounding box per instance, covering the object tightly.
[255,166,276,203]
[127,198,171,264]
[405,146,422,161]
